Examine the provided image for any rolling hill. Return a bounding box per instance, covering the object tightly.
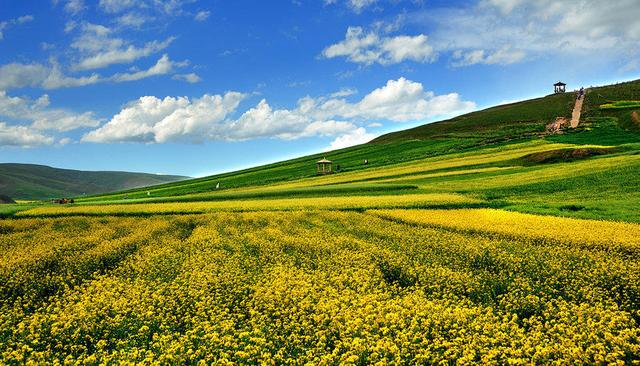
[0,163,189,200]
[73,78,640,204]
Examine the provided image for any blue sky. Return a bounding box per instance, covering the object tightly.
[1,0,638,177]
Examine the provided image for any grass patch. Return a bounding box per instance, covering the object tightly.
[600,101,640,110]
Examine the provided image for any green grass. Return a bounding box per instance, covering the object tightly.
[600,101,640,110]
[77,91,580,203]
[0,163,188,200]
[7,78,640,224]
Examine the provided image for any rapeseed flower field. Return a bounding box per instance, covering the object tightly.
[1,210,639,364]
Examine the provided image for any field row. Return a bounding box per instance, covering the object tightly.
[17,193,481,216]
[1,210,639,364]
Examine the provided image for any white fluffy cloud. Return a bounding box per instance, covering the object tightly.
[323,27,435,65]
[0,122,54,147]
[72,23,175,70]
[0,91,100,131]
[82,92,247,143]
[83,77,475,146]
[326,127,375,150]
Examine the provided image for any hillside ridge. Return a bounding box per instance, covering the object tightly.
[0,163,189,200]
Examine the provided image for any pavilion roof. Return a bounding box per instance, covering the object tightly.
[554,81,566,86]
[317,158,332,163]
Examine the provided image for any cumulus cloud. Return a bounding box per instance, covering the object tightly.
[323,27,435,65]
[0,122,54,147]
[0,91,100,131]
[82,92,247,143]
[326,127,375,150]
[71,23,175,70]
[83,77,475,145]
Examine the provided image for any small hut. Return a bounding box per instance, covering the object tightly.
[554,81,566,94]
[316,157,333,175]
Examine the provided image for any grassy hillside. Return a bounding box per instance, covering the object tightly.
[76,90,581,202]
[76,79,640,204]
[371,91,576,143]
[0,163,188,200]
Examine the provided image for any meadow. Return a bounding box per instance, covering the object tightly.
[3,80,640,364]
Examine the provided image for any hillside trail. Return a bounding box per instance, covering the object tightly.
[571,92,585,128]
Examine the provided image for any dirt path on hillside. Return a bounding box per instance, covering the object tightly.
[571,93,584,128]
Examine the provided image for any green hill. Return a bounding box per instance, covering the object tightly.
[76,78,640,204]
[0,164,189,200]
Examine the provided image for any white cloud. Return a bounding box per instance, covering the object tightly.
[63,0,85,14]
[0,55,183,91]
[452,46,525,67]
[367,122,382,127]
[327,127,375,150]
[0,61,102,90]
[323,27,435,65]
[72,23,175,70]
[116,13,151,27]
[111,54,174,81]
[0,122,54,147]
[82,92,247,143]
[0,91,100,131]
[330,87,357,98]
[83,77,475,145]
[194,10,210,21]
[324,0,379,13]
[415,0,640,67]
[0,14,34,41]
[98,0,196,16]
[342,77,475,121]
[98,0,137,13]
[172,73,201,83]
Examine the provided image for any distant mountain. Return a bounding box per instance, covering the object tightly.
[0,163,189,200]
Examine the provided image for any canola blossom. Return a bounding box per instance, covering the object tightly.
[1,210,639,364]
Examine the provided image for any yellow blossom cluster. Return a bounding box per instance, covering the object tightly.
[1,210,639,364]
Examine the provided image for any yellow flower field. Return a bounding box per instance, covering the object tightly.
[371,208,640,250]
[17,193,479,216]
[1,210,639,364]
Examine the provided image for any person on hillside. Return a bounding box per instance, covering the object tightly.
[579,87,585,98]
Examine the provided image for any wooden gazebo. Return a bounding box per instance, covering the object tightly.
[554,82,566,94]
[316,158,333,175]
